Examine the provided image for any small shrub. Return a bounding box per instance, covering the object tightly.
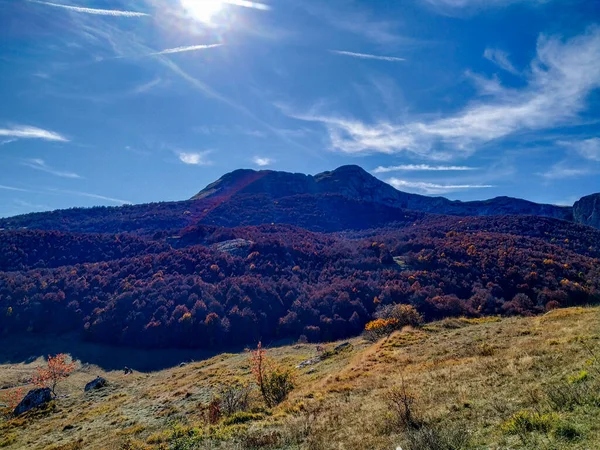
[476,342,496,357]
[501,410,558,435]
[263,368,295,407]
[567,370,589,384]
[218,383,252,416]
[249,342,295,408]
[403,422,471,450]
[375,304,423,327]
[384,381,423,431]
[364,318,400,342]
[208,398,221,424]
[0,387,24,415]
[222,411,263,426]
[552,422,584,441]
[241,430,280,448]
[544,380,599,411]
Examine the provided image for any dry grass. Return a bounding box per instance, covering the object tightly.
[0,306,599,449]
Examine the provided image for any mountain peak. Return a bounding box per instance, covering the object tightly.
[190,164,574,224]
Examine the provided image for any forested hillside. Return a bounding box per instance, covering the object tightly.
[1,216,599,349]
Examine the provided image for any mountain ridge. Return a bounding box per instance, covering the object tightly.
[1,165,598,232]
[192,164,576,222]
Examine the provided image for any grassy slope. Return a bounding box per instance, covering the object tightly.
[1,306,599,449]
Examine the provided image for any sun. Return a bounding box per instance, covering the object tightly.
[180,0,224,23]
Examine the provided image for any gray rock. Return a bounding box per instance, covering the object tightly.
[14,388,52,416]
[574,193,600,229]
[334,342,352,352]
[296,357,322,369]
[84,377,107,392]
[214,239,254,257]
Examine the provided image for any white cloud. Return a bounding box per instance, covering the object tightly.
[559,138,600,161]
[373,164,477,173]
[152,44,222,56]
[538,162,591,180]
[0,125,68,142]
[387,178,493,194]
[225,0,270,10]
[285,28,600,159]
[483,48,519,74]
[252,156,273,167]
[22,158,81,179]
[30,1,149,17]
[331,50,405,62]
[178,151,212,165]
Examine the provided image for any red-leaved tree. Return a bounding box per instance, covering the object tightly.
[32,354,76,397]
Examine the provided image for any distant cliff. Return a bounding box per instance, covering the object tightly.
[574,193,600,229]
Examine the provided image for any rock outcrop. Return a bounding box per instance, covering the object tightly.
[84,377,107,392]
[573,193,600,229]
[14,388,52,416]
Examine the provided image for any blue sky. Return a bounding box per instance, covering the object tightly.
[1,0,599,218]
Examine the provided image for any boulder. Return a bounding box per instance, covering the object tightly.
[334,342,352,352]
[214,239,254,257]
[296,357,322,369]
[14,388,52,416]
[84,377,107,392]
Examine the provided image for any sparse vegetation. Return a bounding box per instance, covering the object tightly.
[0,306,598,449]
[33,354,76,397]
[249,342,295,408]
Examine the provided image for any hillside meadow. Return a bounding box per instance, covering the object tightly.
[1,305,599,449]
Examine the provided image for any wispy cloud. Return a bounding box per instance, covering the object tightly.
[298,1,406,46]
[225,0,270,10]
[178,151,212,166]
[0,125,68,142]
[47,188,131,205]
[284,28,600,159]
[538,162,591,180]
[30,1,149,17]
[0,185,31,192]
[331,50,405,62]
[22,159,82,179]
[559,138,600,162]
[373,164,477,173]
[483,48,519,74]
[252,156,274,167]
[0,139,17,146]
[151,44,222,56]
[131,77,162,95]
[387,178,493,194]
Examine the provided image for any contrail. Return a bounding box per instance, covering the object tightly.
[152,44,223,56]
[30,1,149,17]
[331,50,405,62]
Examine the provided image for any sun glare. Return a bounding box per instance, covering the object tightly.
[181,0,224,23]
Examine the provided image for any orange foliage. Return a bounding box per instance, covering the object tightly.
[32,353,76,397]
[0,387,24,411]
[365,318,400,331]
